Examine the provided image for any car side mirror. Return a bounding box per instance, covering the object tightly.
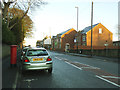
[22,51,25,56]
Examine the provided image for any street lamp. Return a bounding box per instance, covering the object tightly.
[91,1,93,56]
[75,6,79,53]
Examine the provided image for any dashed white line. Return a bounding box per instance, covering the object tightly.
[74,62,100,69]
[54,57,62,60]
[61,58,68,60]
[101,75,120,79]
[81,67,100,69]
[55,57,100,70]
[96,75,120,87]
[65,61,82,70]
[58,58,62,60]
[55,56,120,87]
[74,62,90,67]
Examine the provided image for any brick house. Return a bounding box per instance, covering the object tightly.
[113,41,120,46]
[51,28,77,51]
[43,38,51,49]
[75,23,113,47]
[51,36,57,50]
[36,40,43,47]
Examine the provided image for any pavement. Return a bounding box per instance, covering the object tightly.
[1,50,119,89]
[51,50,119,63]
[2,50,21,90]
[69,53,119,63]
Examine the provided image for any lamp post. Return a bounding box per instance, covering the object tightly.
[75,6,79,53]
[91,1,93,56]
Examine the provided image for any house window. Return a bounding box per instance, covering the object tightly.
[83,43,86,46]
[82,35,86,41]
[99,28,102,34]
[74,39,76,43]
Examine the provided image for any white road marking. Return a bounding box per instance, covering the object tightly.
[74,62,90,67]
[12,70,19,90]
[58,58,62,60]
[23,79,38,82]
[55,56,120,87]
[101,75,120,79]
[74,62,100,69]
[81,67,100,69]
[23,79,38,88]
[96,75,120,87]
[64,59,68,60]
[65,61,82,70]
[54,57,58,59]
[60,58,68,60]
[54,57,62,60]
[54,57,60,59]
[55,57,100,70]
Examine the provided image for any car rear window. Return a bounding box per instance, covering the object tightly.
[27,49,48,56]
[23,49,28,52]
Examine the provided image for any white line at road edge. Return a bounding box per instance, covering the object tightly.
[96,75,120,87]
[12,70,19,90]
[65,61,82,70]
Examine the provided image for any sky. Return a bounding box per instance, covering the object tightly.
[24,0,119,46]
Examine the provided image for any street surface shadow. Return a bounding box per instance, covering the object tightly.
[21,70,52,77]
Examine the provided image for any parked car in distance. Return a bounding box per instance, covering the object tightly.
[21,47,52,73]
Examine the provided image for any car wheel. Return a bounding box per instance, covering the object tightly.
[48,68,52,73]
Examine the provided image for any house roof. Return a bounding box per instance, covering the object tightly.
[81,23,99,34]
[52,36,57,38]
[44,38,51,44]
[58,28,72,36]
[36,40,43,43]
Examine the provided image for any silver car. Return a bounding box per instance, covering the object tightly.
[21,47,29,61]
[21,47,52,73]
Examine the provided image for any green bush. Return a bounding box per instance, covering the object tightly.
[2,21,16,45]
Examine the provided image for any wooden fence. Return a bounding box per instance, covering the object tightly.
[70,45,120,58]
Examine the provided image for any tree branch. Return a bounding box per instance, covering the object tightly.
[9,4,30,30]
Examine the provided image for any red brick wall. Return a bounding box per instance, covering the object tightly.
[74,45,120,50]
[61,30,77,51]
[87,23,113,46]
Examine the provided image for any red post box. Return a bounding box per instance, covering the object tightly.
[10,45,17,67]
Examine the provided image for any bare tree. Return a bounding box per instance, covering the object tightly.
[2,0,47,29]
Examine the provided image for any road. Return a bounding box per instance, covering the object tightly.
[17,51,120,88]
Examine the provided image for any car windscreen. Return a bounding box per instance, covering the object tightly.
[27,49,48,56]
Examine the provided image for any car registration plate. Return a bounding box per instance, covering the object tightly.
[33,58,43,61]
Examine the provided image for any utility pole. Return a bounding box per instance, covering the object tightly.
[91,1,93,56]
[75,6,79,53]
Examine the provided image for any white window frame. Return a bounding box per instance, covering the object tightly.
[74,39,76,43]
[99,28,102,34]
